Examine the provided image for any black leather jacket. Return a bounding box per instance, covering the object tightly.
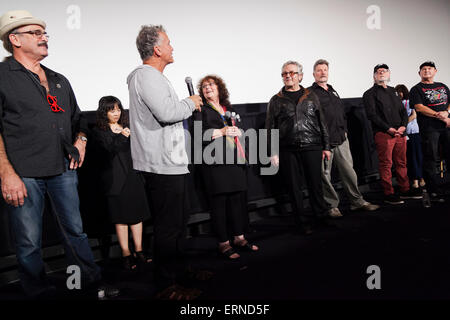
[265,86,330,151]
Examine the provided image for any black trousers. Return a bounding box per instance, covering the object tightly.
[208,191,246,243]
[279,148,328,226]
[421,129,450,193]
[141,172,188,290]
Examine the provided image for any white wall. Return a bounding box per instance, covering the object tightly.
[1,0,449,111]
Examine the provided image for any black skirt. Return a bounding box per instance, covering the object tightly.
[200,164,247,195]
[107,170,150,224]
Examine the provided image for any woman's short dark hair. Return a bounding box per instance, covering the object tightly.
[96,96,129,130]
[395,84,409,100]
[197,74,231,109]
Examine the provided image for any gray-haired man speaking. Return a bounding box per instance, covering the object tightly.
[127,25,202,300]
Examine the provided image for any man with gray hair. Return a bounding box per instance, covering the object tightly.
[266,60,331,235]
[363,64,421,204]
[309,59,379,217]
[127,24,202,300]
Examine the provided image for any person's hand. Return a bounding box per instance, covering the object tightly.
[322,150,331,161]
[436,111,449,120]
[121,127,131,138]
[189,95,203,112]
[444,118,450,127]
[397,126,406,135]
[387,128,397,136]
[71,138,86,169]
[270,155,279,167]
[1,170,27,207]
[225,126,242,137]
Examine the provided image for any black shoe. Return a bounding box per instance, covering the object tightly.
[399,189,422,200]
[97,285,120,300]
[384,194,404,205]
[122,254,137,271]
[299,224,314,235]
[134,251,152,265]
[430,193,445,203]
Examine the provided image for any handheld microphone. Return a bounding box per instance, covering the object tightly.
[185,77,195,96]
[224,111,233,126]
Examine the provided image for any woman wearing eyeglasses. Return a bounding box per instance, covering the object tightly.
[194,75,258,260]
[92,96,152,271]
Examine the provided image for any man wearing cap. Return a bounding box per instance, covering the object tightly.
[309,59,380,217]
[363,64,421,205]
[0,10,117,298]
[410,61,450,202]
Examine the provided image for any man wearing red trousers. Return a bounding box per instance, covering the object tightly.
[363,64,422,204]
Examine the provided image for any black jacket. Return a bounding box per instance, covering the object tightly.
[265,86,330,151]
[362,84,408,134]
[309,82,347,147]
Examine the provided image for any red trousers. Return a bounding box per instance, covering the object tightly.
[374,132,410,195]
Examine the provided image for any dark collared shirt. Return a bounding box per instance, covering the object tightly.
[362,84,408,134]
[309,82,347,147]
[0,57,87,177]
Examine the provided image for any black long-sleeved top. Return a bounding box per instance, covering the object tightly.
[362,84,408,134]
[91,127,133,196]
[0,57,87,177]
[309,82,347,147]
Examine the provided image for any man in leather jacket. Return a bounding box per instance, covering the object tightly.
[265,60,331,234]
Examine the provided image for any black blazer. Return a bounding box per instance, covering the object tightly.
[91,127,134,196]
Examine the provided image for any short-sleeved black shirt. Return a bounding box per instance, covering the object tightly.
[409,82,449,132]
[0,57,87,177]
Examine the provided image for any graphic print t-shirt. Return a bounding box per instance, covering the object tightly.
[410,82,449,131]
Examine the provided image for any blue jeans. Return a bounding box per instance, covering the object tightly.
[7,168,101,296]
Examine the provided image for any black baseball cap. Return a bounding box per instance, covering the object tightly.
[419,61,436,70]
[374,64,389,73]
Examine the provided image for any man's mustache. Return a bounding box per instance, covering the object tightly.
[38,43,48,48]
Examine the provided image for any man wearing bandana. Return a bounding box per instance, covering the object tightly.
[0,10,117,298]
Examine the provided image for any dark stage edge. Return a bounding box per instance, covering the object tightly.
[0,188,449,316]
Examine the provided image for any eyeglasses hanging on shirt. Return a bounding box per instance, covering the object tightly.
[47,94,65,113]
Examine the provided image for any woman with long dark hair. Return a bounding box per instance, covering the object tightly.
[93,96,151,270]
[194,75,258,260]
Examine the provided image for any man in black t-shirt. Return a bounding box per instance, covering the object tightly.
[410,61,450,201]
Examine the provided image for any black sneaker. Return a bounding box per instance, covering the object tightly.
[430,193,445,203]
[384,194,404,205]
[399,188,423,200]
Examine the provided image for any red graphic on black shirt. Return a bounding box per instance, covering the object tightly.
[47,94,65,112]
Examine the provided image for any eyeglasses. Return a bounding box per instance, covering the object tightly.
[47,94,65,113]
[281,71,298,78]
[201,82,216,89]
[13,30,49,39]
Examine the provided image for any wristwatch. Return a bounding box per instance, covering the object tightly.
[77,135,88,142]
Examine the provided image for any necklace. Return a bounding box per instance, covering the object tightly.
[110,123,122,133]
